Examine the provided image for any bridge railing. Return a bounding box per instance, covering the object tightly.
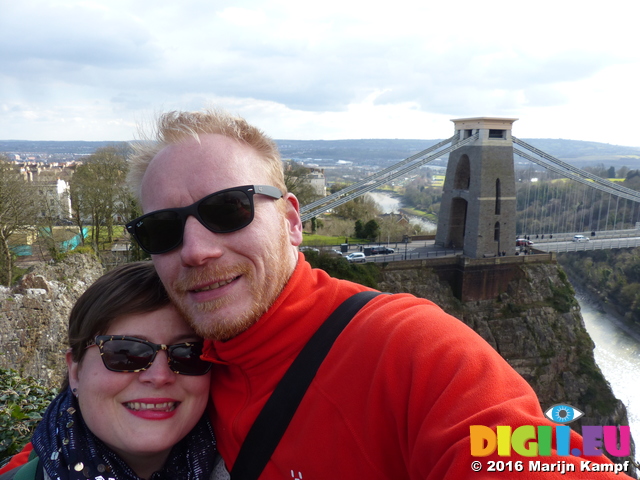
[519,229,640,243]
[361,249,463,263]
[543,238,640,253]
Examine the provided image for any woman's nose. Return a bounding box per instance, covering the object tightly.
[137,350,176,386]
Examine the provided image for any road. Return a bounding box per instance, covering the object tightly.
[337,231,640,263]
[530,234,640,253]
[340,240,462,263]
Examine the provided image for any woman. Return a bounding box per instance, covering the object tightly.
[0,262,227,480]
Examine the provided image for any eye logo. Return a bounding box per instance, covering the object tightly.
[544,404,584,424]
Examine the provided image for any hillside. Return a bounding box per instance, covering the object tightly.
[276,138,640,168]
[0,140,123,155]
[2,138,640,169]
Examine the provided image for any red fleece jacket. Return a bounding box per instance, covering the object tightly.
[0,444,32,475]
[202,256,624,479]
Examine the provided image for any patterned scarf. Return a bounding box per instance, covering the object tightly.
[31,387,216,480]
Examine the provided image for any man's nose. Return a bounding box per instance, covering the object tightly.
[179,215,224,266]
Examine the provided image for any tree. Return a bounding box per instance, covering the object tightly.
[354,218,381,241]
[328,184,381,221]
[402,177,441,213]
[333,194,380,221]
[618,166,630,180]
[362,219,380,241]
[0,157,39,285]
[623,170,640,192]
[584,163,609,179]
[284,161,323,207]
[377,214,423,242]
[70,146,132,251]
[34,186,66,261]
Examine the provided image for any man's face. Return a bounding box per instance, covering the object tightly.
[140,134,302,341]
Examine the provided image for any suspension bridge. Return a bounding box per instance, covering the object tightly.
[300,117,640,258]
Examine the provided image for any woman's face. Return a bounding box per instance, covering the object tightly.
[67,305,211,466]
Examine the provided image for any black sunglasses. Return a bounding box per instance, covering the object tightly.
[89,335,212,375]
[126,185,283,254]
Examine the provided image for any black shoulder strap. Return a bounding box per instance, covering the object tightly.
[230,290,383,480]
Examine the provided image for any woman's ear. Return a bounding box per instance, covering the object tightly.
[66,349,80,392]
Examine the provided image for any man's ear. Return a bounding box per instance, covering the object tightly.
[283,192,303,246]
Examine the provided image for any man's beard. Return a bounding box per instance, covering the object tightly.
[170,230,293,341]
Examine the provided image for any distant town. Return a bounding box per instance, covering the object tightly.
[3,136,639,234]
[3,137,640,168]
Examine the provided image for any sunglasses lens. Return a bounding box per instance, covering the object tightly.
[168,343,212,375]
[198,190,253,233]
[101,339,154,372]
[134,211,183,254]
[128,188,259,254]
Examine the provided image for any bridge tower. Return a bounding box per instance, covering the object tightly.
[435,117,517,258]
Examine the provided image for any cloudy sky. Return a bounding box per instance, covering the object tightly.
[1,0,638,145]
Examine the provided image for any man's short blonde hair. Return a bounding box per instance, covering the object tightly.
[128,108,286,202]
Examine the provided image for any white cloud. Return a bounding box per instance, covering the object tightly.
[217,7,268,27]
[0,0,639,145]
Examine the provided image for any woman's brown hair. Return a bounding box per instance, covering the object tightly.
[67,261,170,364]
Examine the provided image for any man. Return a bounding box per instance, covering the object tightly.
[126,109,629,479]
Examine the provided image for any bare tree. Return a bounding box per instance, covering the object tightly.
[70,146,131,250]
[332,193,381,221]
[0,156,39,285]
[284,161,323,207]
[33,183,71,261]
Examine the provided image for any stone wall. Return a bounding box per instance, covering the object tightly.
[0,254,103,388]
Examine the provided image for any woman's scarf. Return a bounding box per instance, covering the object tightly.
[31,387,216,480]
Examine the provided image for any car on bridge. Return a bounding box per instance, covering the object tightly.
[371,247,395,255]
[573,235,589,242]
[516,238,533,247]
[345,252,366,263]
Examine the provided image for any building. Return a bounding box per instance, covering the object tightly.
[304,168,327,197]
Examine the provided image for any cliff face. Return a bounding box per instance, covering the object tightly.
[0,254,103,388]
[379,260,635,469]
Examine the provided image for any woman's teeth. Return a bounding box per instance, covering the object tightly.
[125,401,177,412]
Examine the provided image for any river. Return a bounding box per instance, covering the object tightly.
[367,191,436,233]
[577,294,640,459]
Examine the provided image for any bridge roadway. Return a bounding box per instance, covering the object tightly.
[528,231,640,254]
[328,229,640,263]
[338,240,462,263]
